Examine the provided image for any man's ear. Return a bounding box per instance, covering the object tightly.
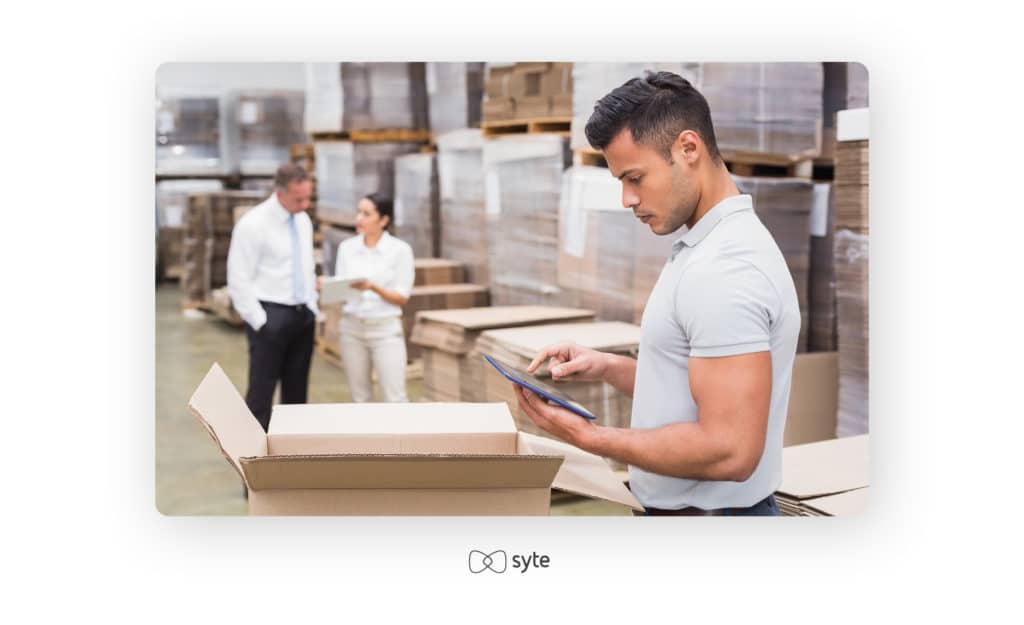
[674,129,701,164]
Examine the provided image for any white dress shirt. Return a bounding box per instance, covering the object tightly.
[227,193,318,331]
[334,231,415,319]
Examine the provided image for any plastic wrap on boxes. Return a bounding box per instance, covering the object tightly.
[735,175,814,352]
[304,63,344,134]
[558,166,637,322]
[701,63,824,158]
[821,63,870,160]
[394,153,439,258]
[314,140,423,225]
[436,129,492,285]
[156,180,224,228]
[341,62,429,130]
[834,229,868,436]
[809,183,837,351]
[426,62,484,134]
[483,134,571,307]
[319,224,356,277]
[155,90,233,175]
[228,90,306,176]
[570,63,701,151]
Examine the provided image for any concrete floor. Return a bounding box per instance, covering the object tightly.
[155,282,629,516]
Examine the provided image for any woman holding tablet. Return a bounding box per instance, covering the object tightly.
[334,193,414,402]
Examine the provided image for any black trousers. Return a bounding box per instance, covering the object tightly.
[244,301,316,432]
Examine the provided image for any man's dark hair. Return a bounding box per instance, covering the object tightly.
[274,163,309,189]
[364,193,394,229]
[584,71,721,163]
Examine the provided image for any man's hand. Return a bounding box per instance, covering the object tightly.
[513,385,597,450]
[527,341,609,382]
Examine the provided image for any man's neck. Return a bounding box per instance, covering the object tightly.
[686,163,741,229]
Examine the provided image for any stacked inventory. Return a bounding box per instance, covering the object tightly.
[477,321,640,458]
[701,63,824,159]
[426,62,485,135]
[436,129,492,285]
[833,110,869,437]
[304,63,429,133]
[155,90,231,175]
[631,221,676,324]
[156,180,224,280]
[228,90,306,175]
[735,176,815,351]
[484,134,572,306]
[821,63,870,160]
[570,63,701,151]
[411,306,596,402]
[775,434,869,516]
[809,183,837,351]
[558,165,638,322]
[314,140,424,226]
[413,258,464,285]
[393,152,440,258]
[341,62,429,130]
[482,63,573,122]
[181,191,264,306]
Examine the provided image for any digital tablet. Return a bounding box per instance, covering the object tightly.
[483,354,596,420]
[321,276,368,304]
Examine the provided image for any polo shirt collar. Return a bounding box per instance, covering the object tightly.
[671,194,753,257]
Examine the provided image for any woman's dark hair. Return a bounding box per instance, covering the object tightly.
[584,71,721,163]
[363,193,394,230]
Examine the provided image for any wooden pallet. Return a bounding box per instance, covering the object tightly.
[481,116,572,138]
[572,148,607,168]
[721,148,819,179]
[310,128,432,144]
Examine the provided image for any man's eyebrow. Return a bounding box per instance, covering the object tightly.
[614,168,639,181]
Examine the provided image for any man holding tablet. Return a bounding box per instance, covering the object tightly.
[512,72,801,516]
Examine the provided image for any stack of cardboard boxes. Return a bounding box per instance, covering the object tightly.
[181,191,264,306]
[482,63,573,122]
[484,133,573,306]
[834,109,869,437]
[775,434,869,516]
[436,129,493,286]
[393,152,440,259]
[411,306,596,402]
[426,62,485,135]
[155,91,230,175]
[229,90,306,176]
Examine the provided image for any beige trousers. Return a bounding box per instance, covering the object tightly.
[338,315,408,402]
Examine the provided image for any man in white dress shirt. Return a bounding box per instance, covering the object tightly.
[227,164,318,432]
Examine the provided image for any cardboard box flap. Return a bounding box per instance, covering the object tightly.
[240,454,563,490]
[517,433,643,510]
[778,434,869,500]
[187,363,268,483]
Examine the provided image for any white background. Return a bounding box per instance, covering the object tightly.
[2,0,1021,621]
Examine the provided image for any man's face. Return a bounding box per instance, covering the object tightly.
[603,128,699,235]
[276,180,313,214]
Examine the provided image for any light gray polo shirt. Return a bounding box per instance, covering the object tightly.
[629,193,801,510]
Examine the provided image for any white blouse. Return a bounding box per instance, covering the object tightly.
[334,231,415,319]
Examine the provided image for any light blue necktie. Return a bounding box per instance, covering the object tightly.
[288,213,305,303]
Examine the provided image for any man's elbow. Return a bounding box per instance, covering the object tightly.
[710,448,762,482]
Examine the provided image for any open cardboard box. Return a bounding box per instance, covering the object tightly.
[188,363,642,515]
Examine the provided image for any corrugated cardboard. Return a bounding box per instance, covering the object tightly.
[778,434,869,501]
[187,363,641,515]
[784,352,838,447]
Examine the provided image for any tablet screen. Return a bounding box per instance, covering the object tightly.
[483,354,596,420]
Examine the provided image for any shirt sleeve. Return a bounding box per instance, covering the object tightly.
[393,242,415,298]
[226,218,267,331]
[674,258,776,358]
